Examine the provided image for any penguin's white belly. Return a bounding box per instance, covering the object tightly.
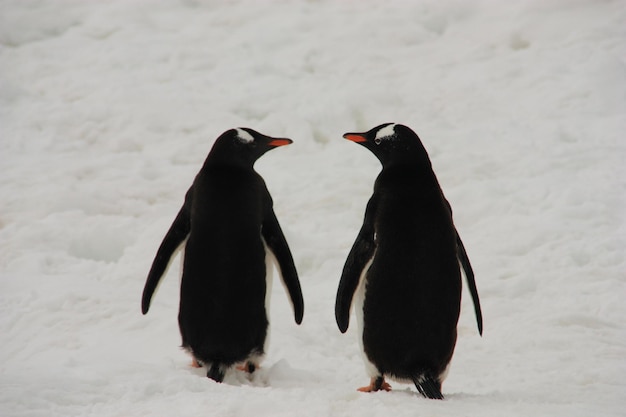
[354,255,379,379]
[262,237,274,356]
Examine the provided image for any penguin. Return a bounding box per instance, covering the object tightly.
[141,128,304,383]
[335,123,482,399]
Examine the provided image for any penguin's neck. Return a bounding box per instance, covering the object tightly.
[381,158,434,177]
[203,153,257,171]
[378,161,441,194]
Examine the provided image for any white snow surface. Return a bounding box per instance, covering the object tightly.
[1,0,625,416]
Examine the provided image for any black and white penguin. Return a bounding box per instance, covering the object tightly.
[141,128,304,382]
[335,123,482,399]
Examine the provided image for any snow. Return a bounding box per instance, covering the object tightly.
[1,0,625,415]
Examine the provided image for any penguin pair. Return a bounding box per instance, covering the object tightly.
[141,124,482,400]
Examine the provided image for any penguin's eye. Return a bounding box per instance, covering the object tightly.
[374,138,382,145]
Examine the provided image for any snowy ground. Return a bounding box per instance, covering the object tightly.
[1,0,625,416]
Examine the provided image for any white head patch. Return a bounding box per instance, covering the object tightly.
[374,123,397,141]
[235,128,255,144]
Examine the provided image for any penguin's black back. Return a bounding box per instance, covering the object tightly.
[142,128,303,380]
[362,166,461,380]
[179,166,270,366]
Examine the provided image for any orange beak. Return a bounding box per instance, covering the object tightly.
[268,138,293,147]
[343,133,367,143]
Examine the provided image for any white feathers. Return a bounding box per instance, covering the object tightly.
[374,123,397,141]
[262,236,275,363]
[354,253,378,379]
[236,128,255,143]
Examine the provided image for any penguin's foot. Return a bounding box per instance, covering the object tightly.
[236,361,257,374]
[190,357,202,368]
[358,376,392,392]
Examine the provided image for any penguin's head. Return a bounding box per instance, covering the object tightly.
[343,123,431,167]
[207,128,292,167]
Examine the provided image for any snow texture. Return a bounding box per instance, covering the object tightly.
[1,0,625,416]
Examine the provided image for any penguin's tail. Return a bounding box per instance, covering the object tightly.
[207,363,226,383]
[413,373,444,400]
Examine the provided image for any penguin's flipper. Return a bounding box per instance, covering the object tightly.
[443,198,483,335]
[335,198,377,333]
[456,231,483,335]
[262,208,304,324]
[141,188,193,314]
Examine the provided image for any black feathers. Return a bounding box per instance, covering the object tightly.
[141,188,192,315]
[413,373,445,400]
[337,123,482,399]
[141,128,303,381]
[142,124,481,397]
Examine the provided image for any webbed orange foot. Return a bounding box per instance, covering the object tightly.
[358,376,391,392]
[236,361,257,374]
